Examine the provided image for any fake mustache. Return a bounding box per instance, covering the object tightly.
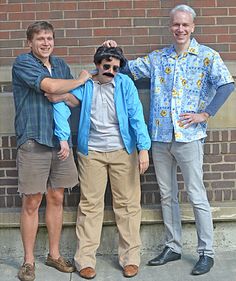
[103,72,114,78]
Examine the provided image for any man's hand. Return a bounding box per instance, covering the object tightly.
[178,112,209,128]
[138,150,149,174]
[58,140,70,160]
[78,69,92,84]
[102,40,118,48]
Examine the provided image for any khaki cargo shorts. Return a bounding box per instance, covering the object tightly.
[17,139,78,195]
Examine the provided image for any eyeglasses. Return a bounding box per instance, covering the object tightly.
[102,64,120,72]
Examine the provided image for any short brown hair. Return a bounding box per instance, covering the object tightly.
[26,21,55,41]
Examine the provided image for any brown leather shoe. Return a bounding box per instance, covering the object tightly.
[18,263,35,281]
[123,265,139,278]
[45,254,75,273]
[79,267,96,279]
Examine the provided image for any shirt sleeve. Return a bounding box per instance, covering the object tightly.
[71,85,84,100]
[12,55,51,94]
[128,55,152,80]
[53,102,71,141]
[209,52,234,89]
[205,82,235,116]
[125,77,151,151]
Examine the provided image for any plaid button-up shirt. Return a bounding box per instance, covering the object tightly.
[12,52,73,148]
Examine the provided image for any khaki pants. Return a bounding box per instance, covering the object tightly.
[74,149,141,270]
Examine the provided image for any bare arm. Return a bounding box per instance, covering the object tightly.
[41,70,91,95]
[45,93,80,107]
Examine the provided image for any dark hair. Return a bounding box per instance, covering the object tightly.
[94,46,126,67]
[26,21,55,41]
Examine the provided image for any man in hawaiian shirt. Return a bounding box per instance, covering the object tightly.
[104,4,234,276]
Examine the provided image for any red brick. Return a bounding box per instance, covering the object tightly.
[68,47,95,56]
[92,10,118,18]
[0,21,21,30]
[203,173,221,180]
[106,1,132,9]
[217,0,236,7]
[78,1,104,10]
[10,31,26,39]
[22,3,49,11]
[212,164,235,172]
[134,36,161,45]
[35,11,63,20]
[120,9,145,17]
[51,20,76,29]
[201,8,228,16]
[94,28,121,37]
[0,32,10,39]
[9,12,35,21]
[149,27,170,36]
[212,181,235,189]
[0,49,12,57]
[6,170,18,177]
[78,37,106,47]
[0,13,7,21]
[223,172,236,179]
[50,2,77,11]
[217,34,236,43]
[228,8,236,15]
[217,17,236,25]
[230,44,236,52]
[121,28,148,36]
[12,48,29,57]
[147,8,169,17]
[104,19,131,27]
[227,48,236,58]
[222,130,229,141]
[230,143,236,153]
[195,17,216,25]
[134,1,160,9]
[0,179,18,186]
[0,3,21,12]
[78,19,104,28]
[195,34,217,43]
[223,190,232,200]
[224,155,236,162]
[53,47,68,56]
[189,0,216,7]
[134,18,160,27]
[64,10,91,19]
[214,190,222,201]
[66,29,92,37]
[202,26,228,34]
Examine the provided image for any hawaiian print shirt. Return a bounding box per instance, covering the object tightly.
[128,38,234,143]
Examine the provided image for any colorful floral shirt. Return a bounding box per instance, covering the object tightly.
[128,38,234,142]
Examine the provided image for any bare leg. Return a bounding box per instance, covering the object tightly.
[20,193,43,265]
[45,188,64,259]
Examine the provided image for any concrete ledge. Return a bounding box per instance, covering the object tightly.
[1,203,236,228]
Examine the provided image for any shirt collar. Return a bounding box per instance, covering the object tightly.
[29,51,56,68]
[164,37,200,58]
[93,77,116,87]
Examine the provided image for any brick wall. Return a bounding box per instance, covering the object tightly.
[1,0,236,67]
[0,130,236,209]
[0,1,236,212]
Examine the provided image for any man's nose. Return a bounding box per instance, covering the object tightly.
[178,25,184,32]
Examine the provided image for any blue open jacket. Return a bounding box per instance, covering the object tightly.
[71,73,151,155]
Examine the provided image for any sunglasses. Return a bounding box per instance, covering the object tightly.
[102,64,120,72]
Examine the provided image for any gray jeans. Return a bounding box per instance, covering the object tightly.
[152,140,214,257]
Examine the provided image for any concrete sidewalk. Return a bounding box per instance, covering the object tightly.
[1,250,236,281]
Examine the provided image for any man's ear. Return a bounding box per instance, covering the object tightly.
[27,40,32,48]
